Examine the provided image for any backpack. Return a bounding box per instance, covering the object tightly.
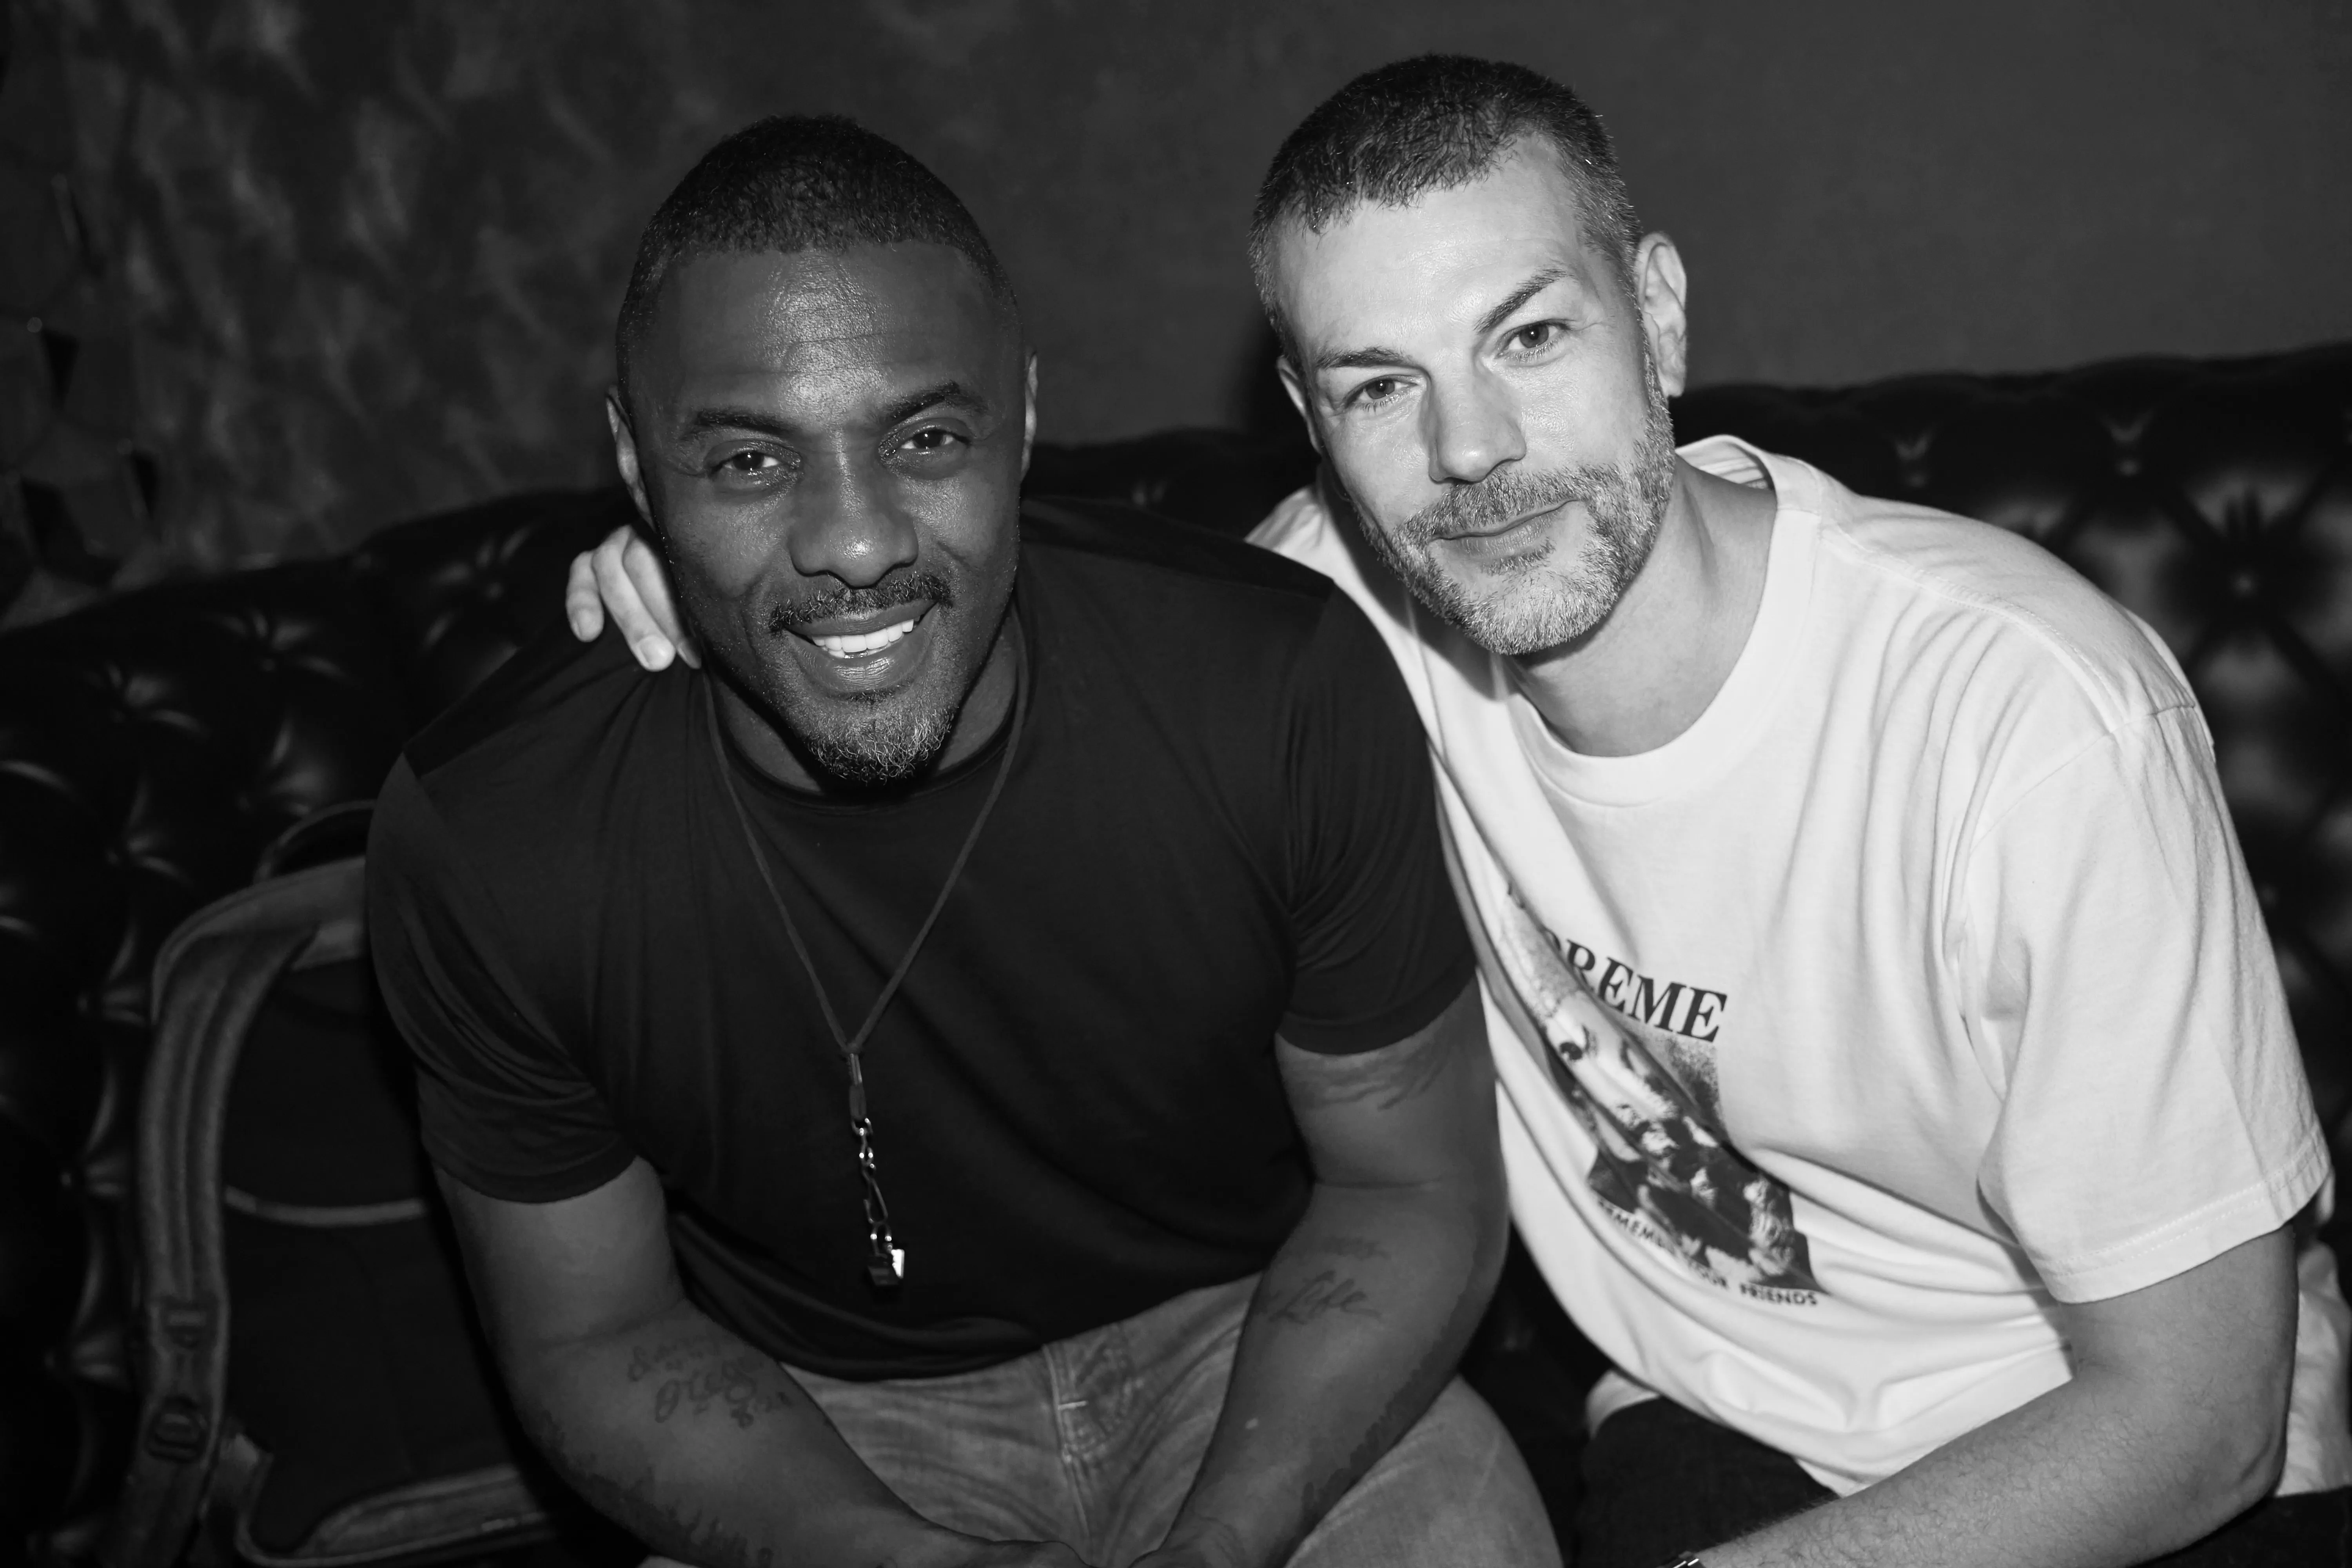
[103,849,558,1568]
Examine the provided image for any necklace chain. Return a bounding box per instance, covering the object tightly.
[704,628,1028,1292]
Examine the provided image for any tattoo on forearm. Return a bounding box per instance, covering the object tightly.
[1253,1269,1382,1327]
[1291,1027,1454,1112]
[1301,1236,1389,1262]
[516,1401,778,1568]
[655,1354,780,1427]
[624,1331,787,1429]
[1283,1215,1503,1549]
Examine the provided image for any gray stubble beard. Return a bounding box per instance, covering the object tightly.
[1356,362,1679,659]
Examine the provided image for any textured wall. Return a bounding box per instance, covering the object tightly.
[0,2,158,629]
[13,0,2352,606]
[28,0,725,588]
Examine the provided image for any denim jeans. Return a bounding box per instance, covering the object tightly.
[1573,1397,2351,1567]
[792,1272,1560,1568]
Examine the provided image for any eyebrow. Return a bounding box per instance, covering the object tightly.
[1312,344,1414,374]
[677,383,988,444]
[875,379,988,428]
[1474,266,1572,336]
[1309,266,1577,377]
[677,405,793,441]
[673,380,989,443]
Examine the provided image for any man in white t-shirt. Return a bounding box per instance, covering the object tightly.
[1238,53,2350,1568]
[563,55,2350,1568]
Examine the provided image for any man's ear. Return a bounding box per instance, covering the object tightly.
[1019,350,1038,478]
[1274,354,1324,456]
[1632,233,1690,400]
[606,389,655,528]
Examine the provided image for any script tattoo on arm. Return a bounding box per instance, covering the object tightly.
[1252,1268,1384,1328]
[515,1395,779,1568]
[624,1329,787,1429]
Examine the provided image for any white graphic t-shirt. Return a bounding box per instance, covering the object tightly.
[1253,436,2352,1496]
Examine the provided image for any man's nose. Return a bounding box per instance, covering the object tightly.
[786,451,920,587]
[1423,370,1526,486]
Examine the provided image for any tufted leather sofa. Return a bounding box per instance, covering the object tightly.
[2,342,2348,1565]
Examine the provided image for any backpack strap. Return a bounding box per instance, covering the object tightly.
[103,858,368,1568]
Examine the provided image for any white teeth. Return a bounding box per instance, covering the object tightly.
[811,616,919,658]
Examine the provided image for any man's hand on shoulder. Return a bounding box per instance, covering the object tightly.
[565,524,697,670]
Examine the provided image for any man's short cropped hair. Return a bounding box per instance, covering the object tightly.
[1247,56,1641,345]
[615,114,1015,409]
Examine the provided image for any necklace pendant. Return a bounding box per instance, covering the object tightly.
[706,668,1022,1307]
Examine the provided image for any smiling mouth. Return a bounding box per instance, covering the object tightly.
[795,605,930,660]
[811,615,916,658]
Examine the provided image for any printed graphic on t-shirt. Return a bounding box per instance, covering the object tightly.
[1490,887,1821,1301]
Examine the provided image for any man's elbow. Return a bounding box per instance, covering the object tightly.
[1460,1159,1512,1304]
[490,1334,592,1437]
[2203,1388,2289,1522]
[2163,1359,2292,1538]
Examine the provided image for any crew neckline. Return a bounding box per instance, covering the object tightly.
[712,593,1034,815]
[1508,437,1819,809]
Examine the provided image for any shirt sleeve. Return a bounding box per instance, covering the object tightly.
[1964,704,2330,1302]
[367,757,639,1201]
[1274,589,1478,1054]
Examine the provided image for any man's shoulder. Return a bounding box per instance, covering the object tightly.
[1246,483,1363,587]
[398,620,683,843]
[1020,493,1429,766]
[1020,492,1383,704]
[1762,448,2196,728]
[1022,494,1339,610]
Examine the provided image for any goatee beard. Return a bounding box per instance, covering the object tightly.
[796,694,958,789]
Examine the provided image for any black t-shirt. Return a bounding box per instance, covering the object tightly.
[368,497,1472,1378]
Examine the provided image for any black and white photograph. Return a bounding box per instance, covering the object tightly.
[2,4,2349,1566]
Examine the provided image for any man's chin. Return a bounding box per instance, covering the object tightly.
[755,679,957,789]
[1395,559,1613,658]
[714,654,961,791]
[797,710,955,789]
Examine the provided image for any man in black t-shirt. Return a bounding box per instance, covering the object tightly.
[369,117,1553,1568]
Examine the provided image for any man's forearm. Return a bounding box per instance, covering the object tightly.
[1702,1344,2283,1568]
[506,1298,951,1568]
[1154,1176,1505,1568]
[1701,1229,2294,1568]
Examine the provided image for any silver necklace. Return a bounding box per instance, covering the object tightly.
[702,630,1027,1292]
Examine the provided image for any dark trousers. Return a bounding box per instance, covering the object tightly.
[1572,1398,2350,1568]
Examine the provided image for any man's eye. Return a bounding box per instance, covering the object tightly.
[900,428,964,455]
[1351,377,1403,407]
[1507,322,1562,353]
[717,450,779,477]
